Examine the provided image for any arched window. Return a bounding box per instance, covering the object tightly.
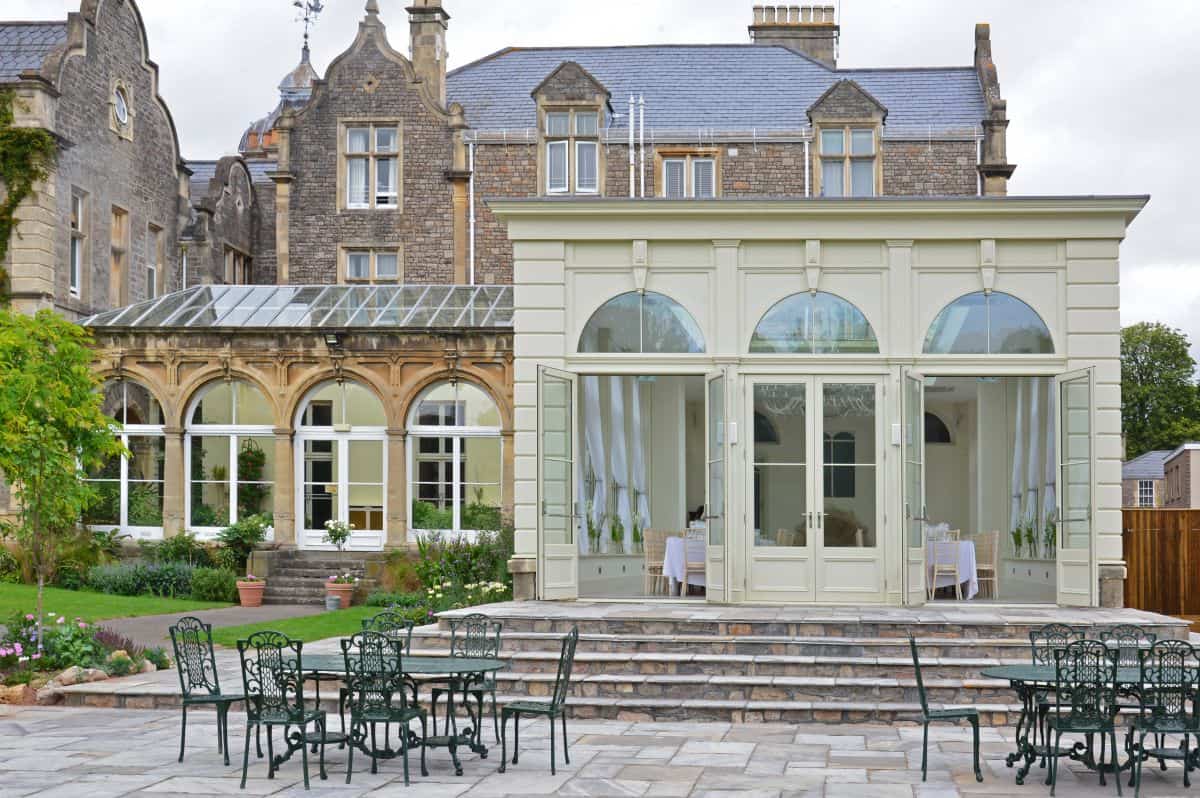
[407,381,503,538]
[185,380,275,536]
[924,412,952,444]
[578,291,705,353]
[923,291,1053,354]
[295,381,387,550]
[85,380,165,538]
[750,292,879,354]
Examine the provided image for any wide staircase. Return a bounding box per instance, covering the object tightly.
[409,602,1189,726]
[260,550,387,605]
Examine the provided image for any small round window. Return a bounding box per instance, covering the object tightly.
[113,87,130,125]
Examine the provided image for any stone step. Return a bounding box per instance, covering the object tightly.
[265,576,378,589]
[269,567,371,578]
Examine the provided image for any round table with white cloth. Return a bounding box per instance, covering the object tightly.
[926,539,979,600]
[662,535,706,595]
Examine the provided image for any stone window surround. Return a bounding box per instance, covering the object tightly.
[337,244,403,284]
[69,188,88,300]
[653,146,722,198]
[337,118,404,212]
[537,106,603,197]
[814,122,882,198]
[224,245,252,286]
[109,78,134,141]
[109,205,130,307]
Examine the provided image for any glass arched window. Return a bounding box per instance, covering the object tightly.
[579,291,705,353]
[750,292,879,353]
[407,381,503,538]
[923,291,1054,354]
[85,380,165,538]
[924,412,952,444]
[295,381,387,550]
[185,380,275,535]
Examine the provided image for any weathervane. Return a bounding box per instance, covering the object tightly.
[292,1,325,52]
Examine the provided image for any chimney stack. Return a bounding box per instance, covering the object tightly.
[407,0,450,107]
[973,23,1016,195]
[749,5,839,68]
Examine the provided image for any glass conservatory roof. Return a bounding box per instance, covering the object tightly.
[81,285,514,330]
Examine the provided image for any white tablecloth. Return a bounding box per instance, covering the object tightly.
[663,535,706,593]
[926,540,979,599]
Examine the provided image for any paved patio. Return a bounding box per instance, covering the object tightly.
[0,705,1193,797]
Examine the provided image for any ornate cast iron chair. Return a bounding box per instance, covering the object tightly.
[237,631,328,790]
[908,635,983,782]
[431,612,503,744]
[341,631,428,786]
[1047,640,1121,796]
[500,626,579,776]
[1030,623,1086,764]
[1131,639,1200,796]
[169,616,252,766]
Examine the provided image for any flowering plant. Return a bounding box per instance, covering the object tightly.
[328,572,358,585]
[322,519,355,551]
[239,573,264,583]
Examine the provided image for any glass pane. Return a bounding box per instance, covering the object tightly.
[753,383,805,548]
[904,377,924,548]
[850,160,874,197]
[542,457,571,545]
[128,436,165,481]
[347,159,368,206]
[850,129,874,155]
[375,252,398,279]
[574,111,598,136]
[235,382,273,426]
[754,465,806,547]
[348,485,384,532]
[236,483,272,521]
[127,481,164,526]
[754,384,806,464]
[579,292,640,352]
[821,129,844,155]
[693,159,715,198]
[664,160,685,198]
[376,158,397,205]
[190,481,230,527]
[642,292,705,353]
[822,384,876,547]
[236,436,274,518]
[576,142,597,191]
[989,292,1054,354]
[347,127,369,153]
[192,382,234,425]
[413,382,500,428]
[547,141,567,191]
[348,439,383,483]
[104,381,164,426]
[545,112,570,136]
[345,382,386,426]
[348,252,369,280]
[1060,376,1091,549]
[375,127,397,153]
[750,292,878,354]
[821,160,844,197]
[462,437,502,531]
[83,480,120,525]
[460,484,503,531]
[924,292,988,354]
[541,372,573,546]
[190,435,230,481]
[707,376,725,546]
[303,438,338,530]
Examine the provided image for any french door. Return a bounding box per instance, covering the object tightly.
[705,370,729,601]
[295,434,386,550]
[902,369,927,605]
[745,376,885,603]
[538,367,578,599]
[1056,367,1095,605]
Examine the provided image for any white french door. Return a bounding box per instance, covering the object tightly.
[1056,367,1094,606]
[295,434,386,550]
[538,366,578,599]
[705,370,729,602]
[902,369,927,605]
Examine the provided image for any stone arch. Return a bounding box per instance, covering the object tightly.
[286,368,390,430]
[93,366,173,427]
[179,372,281,430]
[396,365,513,435]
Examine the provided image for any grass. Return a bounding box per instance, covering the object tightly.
[0,583,231,622]
[210,605,379,648]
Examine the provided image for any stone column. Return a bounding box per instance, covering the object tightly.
[1099,564,1126,609]
[161,426,184,538]
[272,428,296,546]
[386,428,407,547]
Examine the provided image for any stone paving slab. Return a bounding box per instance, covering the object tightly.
[2,705,1198,796]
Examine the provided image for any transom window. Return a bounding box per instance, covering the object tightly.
[578,291,706,353]
[662,154,717,199]
[545,109,600,195]
[1138,479,1155,508]
[750,292,879,354]
[344,123,400,209]
[923,291,1054,354]
[84,380,165,538]
[344,248,400,283]
[819,127,876,197]
[408,381,503,538]
[69,190,87,298]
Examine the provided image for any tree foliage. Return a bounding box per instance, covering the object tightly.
[0,88,58,305]
[0,309,124,648]
[1121,322,1200,458]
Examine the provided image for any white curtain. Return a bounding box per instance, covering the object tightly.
[1041,378,1058,535]
[629,378,651,534]
[1009,377,1026,553]
[1025,376,1042,556]
[607,377,633,551]
[581,376,607,554]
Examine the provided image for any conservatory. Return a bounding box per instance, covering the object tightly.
[82,285,514,550]
[493,196,1145,607]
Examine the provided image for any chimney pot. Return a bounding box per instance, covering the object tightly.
[750,1,839,66]
[753,5,765,24]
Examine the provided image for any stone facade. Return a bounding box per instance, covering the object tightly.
[1164,446,1200,508]
[882,141,978,196]
[181,157,258,286]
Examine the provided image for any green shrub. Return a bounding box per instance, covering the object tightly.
[411,500,452,530]
[212,546,243,573]
[144,646,171,670]
[365,590,425,608]
[142,532,212,566]
[191,567,238,602]
[53,559,86,590]
[414,525,514,592]
[105,650,136,677]
[216,514,270,572]
[0,549,20,584]
[87,561,194,597]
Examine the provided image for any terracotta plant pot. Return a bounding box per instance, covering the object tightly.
[237,580,265,607]
[326,582,354,609]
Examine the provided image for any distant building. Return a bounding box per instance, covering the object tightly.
[1164,443,1200,509]
[1122,450,1169,507]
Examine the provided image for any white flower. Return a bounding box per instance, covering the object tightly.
[435,592,444,599]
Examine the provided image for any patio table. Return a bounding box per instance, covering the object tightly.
[926,540,978,599]
[982,663,1142,785]
[663,535,705,595]
[303,653,505,777]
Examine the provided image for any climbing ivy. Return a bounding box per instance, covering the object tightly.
[0,88,58,306]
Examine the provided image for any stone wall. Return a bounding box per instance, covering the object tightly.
[184,158,258,285]
[723,142,809,196]
[472,142,536,284]
[251,175,277,284]
[882,140,978,197]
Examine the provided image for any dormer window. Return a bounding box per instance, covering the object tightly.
[819,127,878,197]
[544,109,600,195]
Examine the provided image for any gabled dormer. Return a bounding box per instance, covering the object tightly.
[532,61,611,196]
[808,79,887,197]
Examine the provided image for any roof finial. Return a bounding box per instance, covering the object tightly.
[293,1,324,55]
[366,0,380,15]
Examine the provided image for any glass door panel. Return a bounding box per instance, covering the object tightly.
[348,439,385,535]
[303,438,338,532]
[1056,368,1094,605]
[705,371,726,601]
[539,367,578,599]
[903,370,926,605]
[820,383,876,548]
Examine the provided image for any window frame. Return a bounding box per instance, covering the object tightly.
[340,246,403,284]
[146,223,163,299]
[816,125,879,198]
[85,380,165,540]
[541,107,602,196]
[340,120,403,211]
[1138,479,1155,508]
[69,190,87,299]
[224,246,252,285]
[656,148,721,198]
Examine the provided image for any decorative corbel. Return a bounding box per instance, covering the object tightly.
[330,353,346,384]
[804,240,822,294]
[632,240,648,293]
[443,344,461,384]
[979,239,997,295]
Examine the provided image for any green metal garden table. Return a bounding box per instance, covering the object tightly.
[302,653,505,777]
[982,663,1142,785]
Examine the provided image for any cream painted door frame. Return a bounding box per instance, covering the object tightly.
[902,369,927,605]
[293,432,387,551]
[1056,367,1095,606]
[705,369,729,602]
[537,366,579,600]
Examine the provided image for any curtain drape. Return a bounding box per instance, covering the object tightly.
[1025,376,1042,555]
[607,376,632,551]
[629,377,651,536]
[581,375,607,554]
[1041,378,1057,537]
[1009,377,1026,554]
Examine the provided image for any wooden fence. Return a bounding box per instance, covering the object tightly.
[1123,509,1200,617]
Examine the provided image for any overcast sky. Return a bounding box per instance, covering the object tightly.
[11,0,1200,358]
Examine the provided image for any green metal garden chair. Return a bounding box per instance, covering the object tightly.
[1099,624,1157,775]
[908,634,983,782]
[1047,639,1121,796]
[1131,639,1200,796]
[431,612,503,744]
[1030,623,1086,766]
[500,626,578,776]
[169,616,254,766]
[237,631,328,790]
[341,631,428,786]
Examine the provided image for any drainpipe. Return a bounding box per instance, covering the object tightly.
[638,94,645,198]
[804,138,810,197]
[468,141,476,284]
[628,95,635,198]
[976,131,983,197]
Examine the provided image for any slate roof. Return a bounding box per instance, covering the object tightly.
[185,158,275,201]
[1122,450,1170,481]
[0,21,67,82]
[447,45,986,137]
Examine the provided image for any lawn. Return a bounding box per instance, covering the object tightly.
[0,583,231,622]
[210,605,379,648]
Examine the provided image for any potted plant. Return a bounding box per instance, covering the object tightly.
[326,573,358,608]
[322,519,354,552]
[237,573,265,607]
